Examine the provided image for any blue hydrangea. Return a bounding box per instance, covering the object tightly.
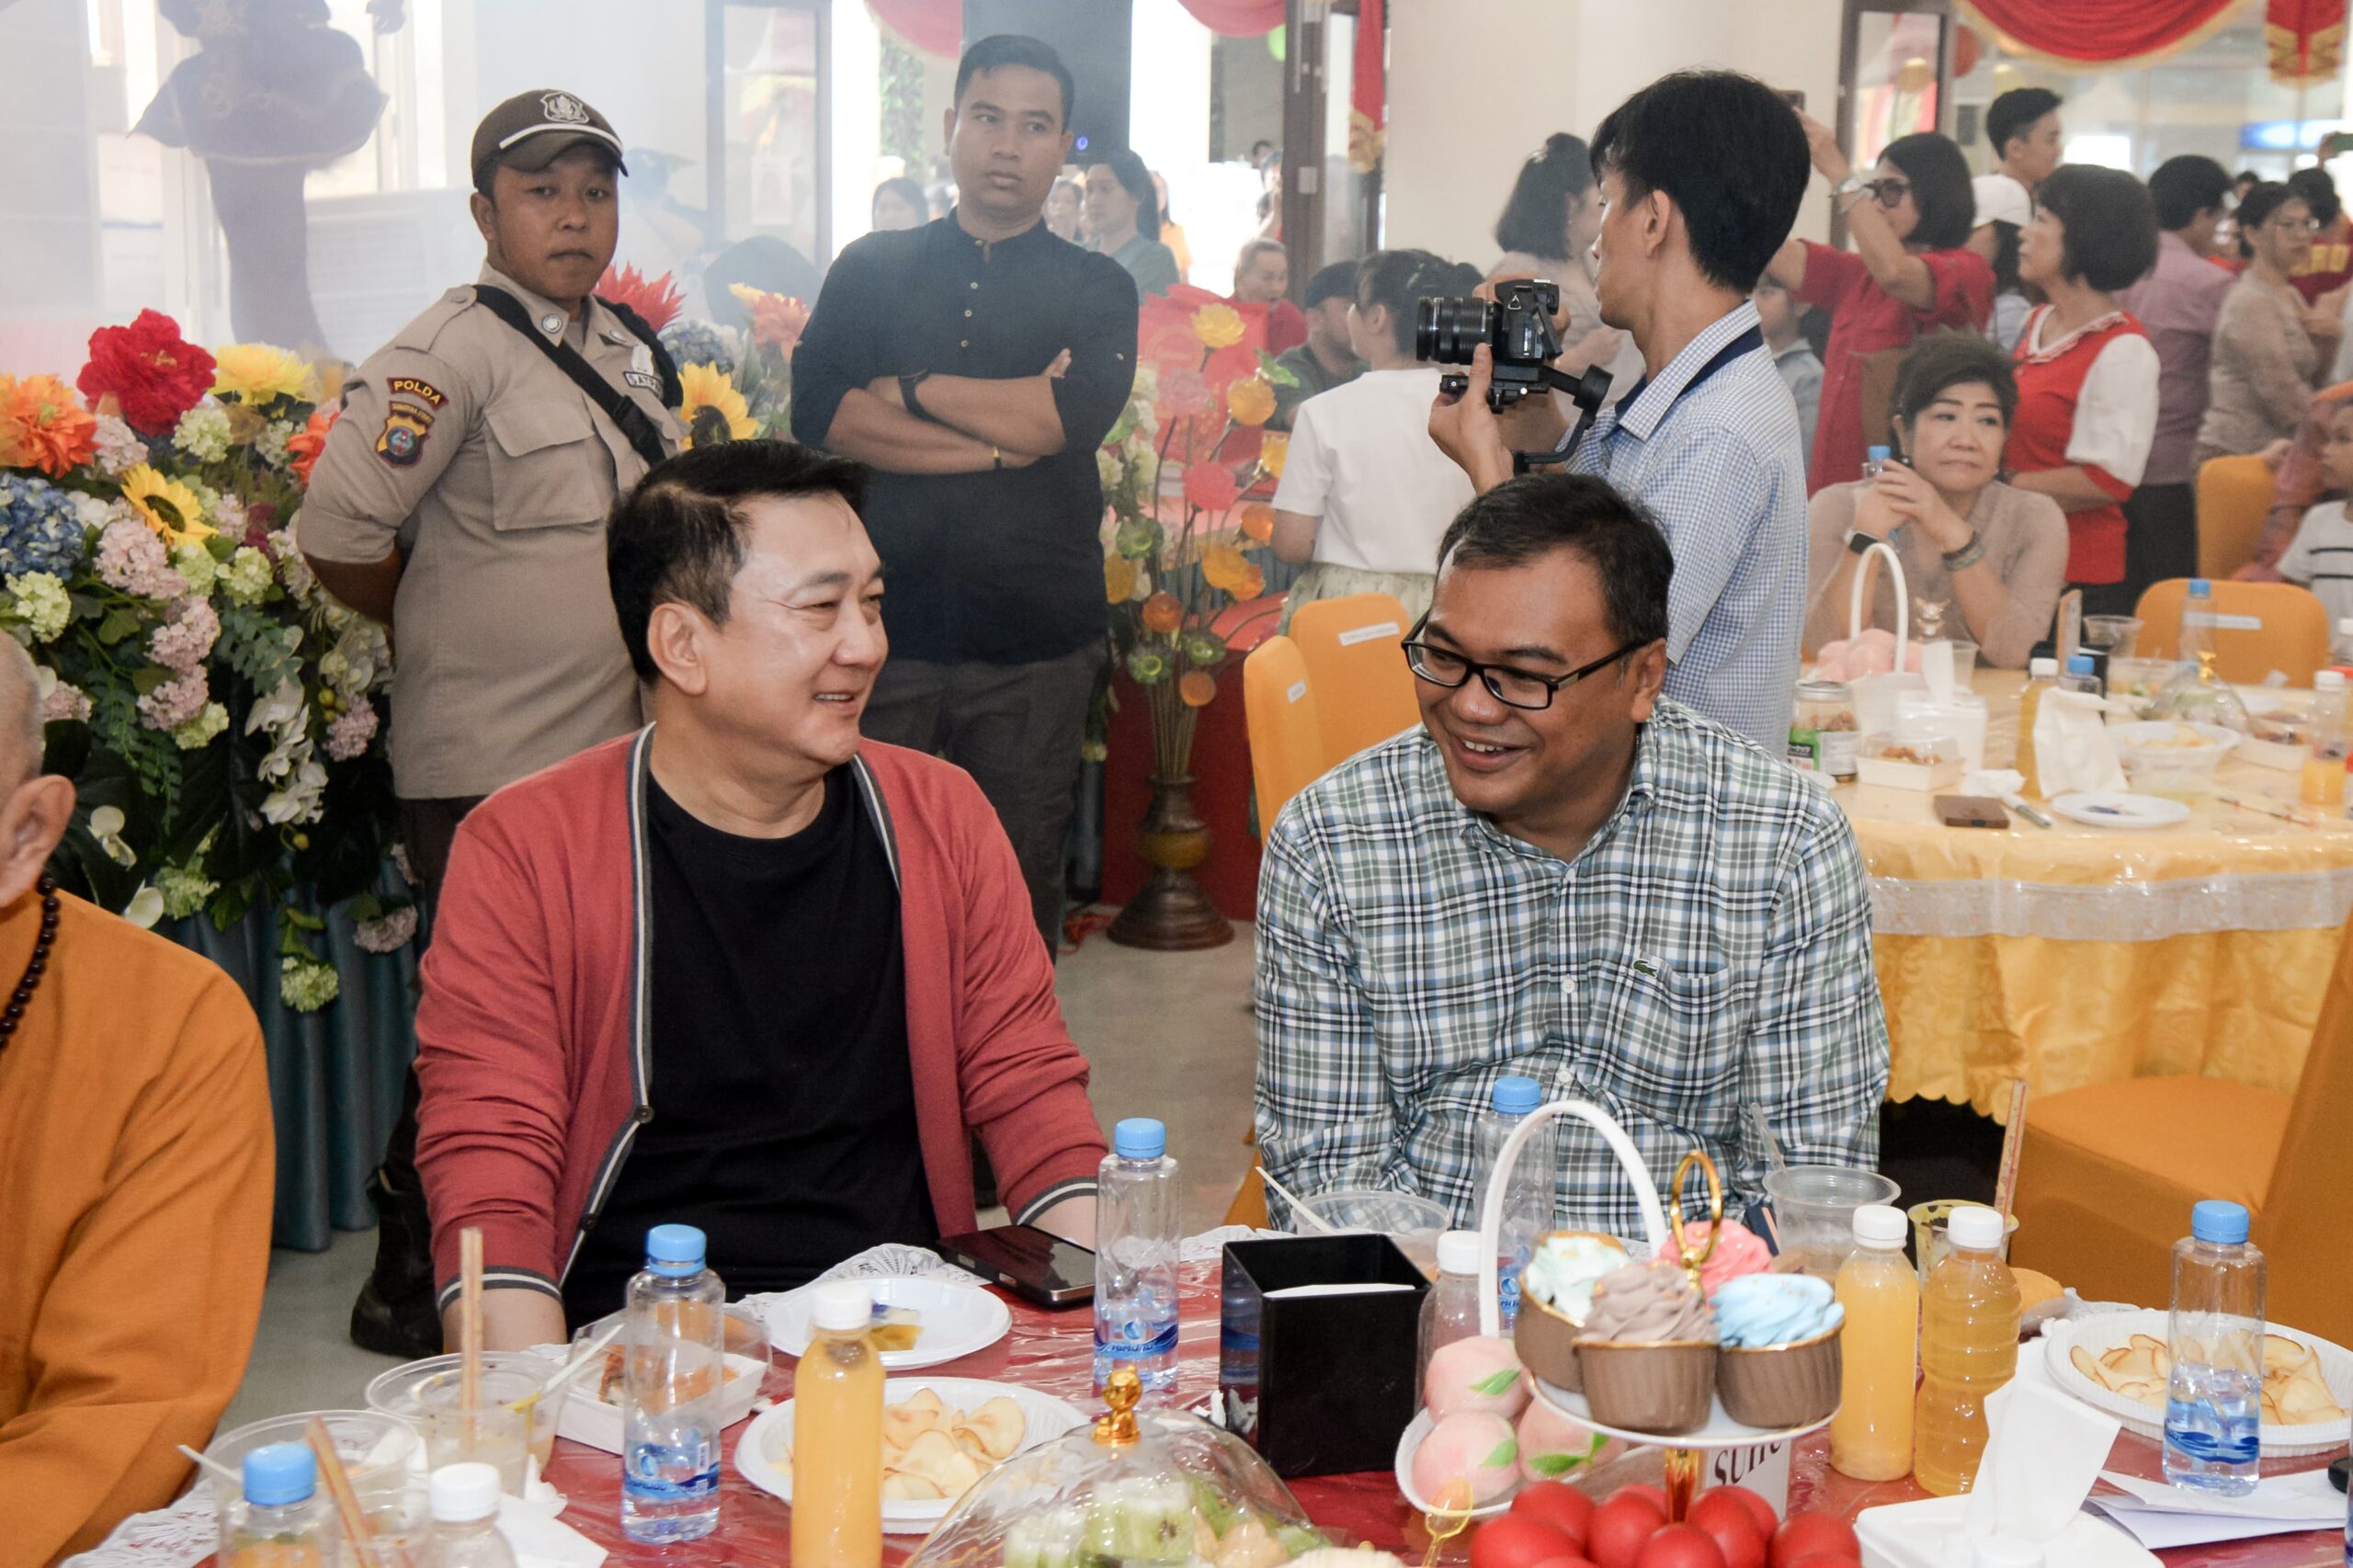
[0,475,89,580]
[660,319,736,379]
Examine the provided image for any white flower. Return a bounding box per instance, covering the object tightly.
[7,573,71,643]
[91,414,147,476]
[174,398,233,463]
[278,954,341,1012]
[354,904,419,954]
[174,544,218,597]
[86,804,135,868]
[220,547,274,606]
[156,861,220,920]
[172,701,230,751]
[1097,448,1124,489]
[269,528,316,599]
[121,884,165,929]
[244,680,308,743]
[67,492,114,535]
[256,419,296,466]
[262,756,329,825]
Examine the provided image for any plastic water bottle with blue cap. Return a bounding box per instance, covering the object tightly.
[1862,444,1893,483]
[2163,1199,2265,1495]
[1475,1074,1557,1330]
[221,1441,335,1561]
[621,1222,725,1542]
[1095,1117,1179,1393]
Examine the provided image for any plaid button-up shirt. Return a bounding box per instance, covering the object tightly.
[1254,701,1888,1237]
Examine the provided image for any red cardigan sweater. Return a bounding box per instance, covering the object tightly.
[414,729,1108,1308]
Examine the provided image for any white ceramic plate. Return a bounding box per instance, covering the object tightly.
[1530,1376,1834,1451]
[734,1376,1086,1532]
[2043,1311,2353,1457]
[1392,1408,1518,1520]
[764,1277,1012,1369]
[2049,792,2191,830]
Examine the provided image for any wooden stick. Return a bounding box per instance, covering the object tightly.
[1993,1080,2030,1223]
[460,1226,483,1449]
[305,1417,413,1568]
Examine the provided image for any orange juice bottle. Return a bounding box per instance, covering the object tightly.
[2015,658,2058,799]
[1831,1204,1918,1482]
[2302,670,2347,808]
[1913,1206,2020,1495]
[791,1282,885,1568]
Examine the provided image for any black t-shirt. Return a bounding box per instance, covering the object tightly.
[562,768,935,1326]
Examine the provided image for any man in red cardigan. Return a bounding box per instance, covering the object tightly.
[415,440,1107,1348]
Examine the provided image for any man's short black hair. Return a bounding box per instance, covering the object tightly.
[1302,260,1358,309]
[2034,165,2159,292]
[1891,330,2019,451]
[608,440,869,683]
[955,34,1074,129]
[1589,72,1808,294]
[2289,166,2343,228]
[1881,132,1977,252]
[2148,155,2233,232]
[1436,473,1673,652]
[1985,87,2063,163]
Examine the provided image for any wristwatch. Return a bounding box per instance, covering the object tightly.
[1845,528,1881,557]
[900,369,935,422]
[1828,172,1866,199]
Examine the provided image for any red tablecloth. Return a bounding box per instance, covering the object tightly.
[509,1263,2344,1566]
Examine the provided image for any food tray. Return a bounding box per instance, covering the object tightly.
[2042,1310,2353,1457]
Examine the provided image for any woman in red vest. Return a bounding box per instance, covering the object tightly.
[2006,165,2163,619]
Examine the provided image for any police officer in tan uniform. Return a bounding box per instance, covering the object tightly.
[298,88,682,1358]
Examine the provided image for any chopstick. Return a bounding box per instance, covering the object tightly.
[1993,1080,2030,1223]
[308,1415,414,1568]
[516,1318,627,1411]
[459,1227,483,1447]
[2214,790,2322,828]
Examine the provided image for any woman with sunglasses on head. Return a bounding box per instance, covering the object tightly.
[2195,181,2339,470]
[1767,119,1994,496]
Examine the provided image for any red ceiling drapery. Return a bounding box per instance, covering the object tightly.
[2268,0,2349,83]
[1950,0,2239,68]
[867,0,1285,57]
[1348,0,1384,171]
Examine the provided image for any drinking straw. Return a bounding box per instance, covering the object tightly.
[176,1444,241,1487]
[514,1317,627,1413]
[1993,1080,2030,1222]
[1253,1165,1336,1232]
[460,1226,483,1446]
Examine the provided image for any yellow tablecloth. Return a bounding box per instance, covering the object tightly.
[1836,671,2353,1118]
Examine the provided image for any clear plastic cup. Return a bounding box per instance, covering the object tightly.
[201,1409,417,1511]
[1299,1187,1453,1278]
[1910,1200,2022,1283]
[365,1355,557,1490]
[1764,1165,1903,1278]
[2083,615,2144,661]
[1941,640,1980,685]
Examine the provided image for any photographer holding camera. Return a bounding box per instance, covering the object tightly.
[1427,72,1811,752]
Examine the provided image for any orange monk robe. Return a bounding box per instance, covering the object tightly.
[0,890,273,1562]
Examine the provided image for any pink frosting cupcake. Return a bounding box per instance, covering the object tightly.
[1699,1220,1773,1299]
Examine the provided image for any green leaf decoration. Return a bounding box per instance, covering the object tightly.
[1480,1437,1518,1469]
[1470,1367,1523,1396]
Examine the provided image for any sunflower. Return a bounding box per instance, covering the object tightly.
[211,343,315,406]
[676,363,756,448]
[119,464,214,547]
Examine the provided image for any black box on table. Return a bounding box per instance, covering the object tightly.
[1218,1234,1429,1478]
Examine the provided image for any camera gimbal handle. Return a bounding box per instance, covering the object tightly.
[1511,363,1616,475]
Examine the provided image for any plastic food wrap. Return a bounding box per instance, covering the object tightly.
[907,1371,1327,1568]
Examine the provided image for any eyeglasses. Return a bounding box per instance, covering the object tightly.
[2268,214,2324,235]
[1863,177,1912,208]
[1401,620,1646,711]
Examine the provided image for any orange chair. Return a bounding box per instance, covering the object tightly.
[2131,577,2331,687]
[2010,919,2353,1345]
[1287,594,1421,766]
[1242,635,1327,831]
[2195,455,2276,582]
[1224,1166,1269,1228]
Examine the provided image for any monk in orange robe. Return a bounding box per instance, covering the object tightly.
[0,634,273,1562]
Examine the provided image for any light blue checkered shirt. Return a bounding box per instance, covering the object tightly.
[1569,301,1809,753]
[1253,701,1889,1238]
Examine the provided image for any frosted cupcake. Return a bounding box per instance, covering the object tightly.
[1574,1259,1719,1436]
[1514,1232,1628,1393]
[1711,1272,1845,1428]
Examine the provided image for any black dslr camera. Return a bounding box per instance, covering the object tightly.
[1415,278,1616,469]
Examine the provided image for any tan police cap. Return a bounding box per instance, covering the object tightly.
[471,89,628,187]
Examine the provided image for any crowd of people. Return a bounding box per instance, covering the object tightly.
[24,30,2353,1559]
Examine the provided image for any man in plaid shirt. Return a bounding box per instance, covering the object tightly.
[1254,474,1888,1237]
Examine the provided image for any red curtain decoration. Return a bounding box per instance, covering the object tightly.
[1176,0,1286,35]
[1949,0,2239,68]
[2268,0,2349,83]
[1348,0,1384,172]
[868,0,961,58]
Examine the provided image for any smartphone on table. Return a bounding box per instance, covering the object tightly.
[933,1224,1096,1309]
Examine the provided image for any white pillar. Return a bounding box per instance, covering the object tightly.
[1129,0,1213,177]
[831,0,883,257]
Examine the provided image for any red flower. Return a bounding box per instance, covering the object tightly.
[79,310,216,437]
[286,404,338,487]
[1183,462,1241,514]
[597,264,686,333]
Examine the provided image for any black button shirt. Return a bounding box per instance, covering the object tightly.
[790,212,1139,665]
[562,769,934,1326]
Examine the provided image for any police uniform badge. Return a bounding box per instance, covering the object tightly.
[625,343,662,393]
[376,403,434,466]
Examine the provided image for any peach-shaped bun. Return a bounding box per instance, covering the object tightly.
[1427,1334,1530,1420]
[1412,1409,1520,1506]
[1516,1393,1622,1483]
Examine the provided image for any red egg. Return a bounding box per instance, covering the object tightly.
[1586,1492,1668,1568]
[1512,1481,1597,1548]
[1785,1558,1861,1568]
[1708,1486,1779,1541]
[1610,1483,1671,1515]
[1633,1525,1728,1568]
[1529,1558,1602,1568]
[1769,1515,1861,1568]
[1685,1492,1767,1568]
[1470,1512,1579,1568]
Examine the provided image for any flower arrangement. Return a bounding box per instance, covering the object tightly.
[655,283,810,449]
[597,264,686,334]
[1098,301,1292,779]
[6,311,407,1010]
